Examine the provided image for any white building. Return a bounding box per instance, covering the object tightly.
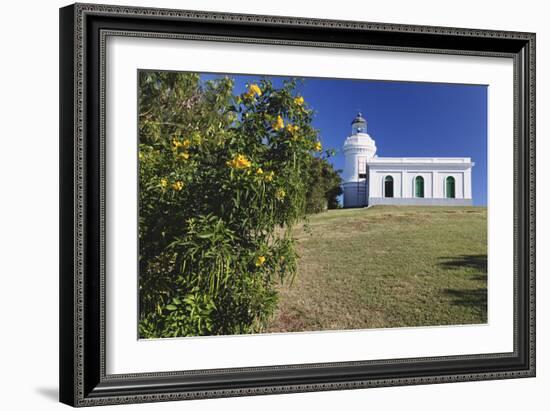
[342,113,474,208]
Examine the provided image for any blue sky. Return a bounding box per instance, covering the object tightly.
[201,73,488,205]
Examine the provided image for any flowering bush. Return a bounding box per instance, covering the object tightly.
[138,72,325,337]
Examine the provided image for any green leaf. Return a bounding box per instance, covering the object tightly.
[197,233,214,239]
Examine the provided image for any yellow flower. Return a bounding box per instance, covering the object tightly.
[255,256,266,267]
[294,96,304,106]
[249,84,262,96]
[182,139,191,149]
[275,189,286,201]
[314,141,322,152]
[264,171,275,182]
[172,138,182,149]
[179,152,190,160]
[191,132,202,146]
[244,83,262,99]
[256,168,263,175]
[171,181,184,191]
[159,178,168,189]
[227,154,252,169]
[286,124,299,134]
[272,115,284,131]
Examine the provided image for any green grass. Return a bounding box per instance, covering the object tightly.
[265,205,487,333]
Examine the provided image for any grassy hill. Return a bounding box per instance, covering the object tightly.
[265,205,487,333]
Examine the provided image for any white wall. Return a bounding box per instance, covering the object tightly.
[370,169,467,199]
[434,172,465,199]
[370,171,403,198]
[0,1,546,410]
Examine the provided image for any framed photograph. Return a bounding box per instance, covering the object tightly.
[59,3,536,407]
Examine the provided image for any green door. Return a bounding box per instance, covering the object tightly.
[446,176,455,198]
[415,176,424,198]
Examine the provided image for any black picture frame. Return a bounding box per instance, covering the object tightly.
[59,3,536,407]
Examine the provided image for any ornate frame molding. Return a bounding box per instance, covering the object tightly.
[60,3,535,407]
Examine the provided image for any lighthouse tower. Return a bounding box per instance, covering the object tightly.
[342,113,377,208]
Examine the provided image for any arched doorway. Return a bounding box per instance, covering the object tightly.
[446,176,456,198]
[384,176,394,198]
[414,176,424,198]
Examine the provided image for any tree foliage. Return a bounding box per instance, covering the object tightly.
[305,156,343,213]
[138,71,333,337]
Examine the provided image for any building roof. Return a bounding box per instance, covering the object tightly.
[367,157,474,168]
[351,112,366,125]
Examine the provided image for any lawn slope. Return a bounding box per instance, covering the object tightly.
[265,205,487,332]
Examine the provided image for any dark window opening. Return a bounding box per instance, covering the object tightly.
[384,176,394,198]
[446,176,456,198]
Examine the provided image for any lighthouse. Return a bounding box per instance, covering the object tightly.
[342,112,475,208]
[342,113,377,208]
